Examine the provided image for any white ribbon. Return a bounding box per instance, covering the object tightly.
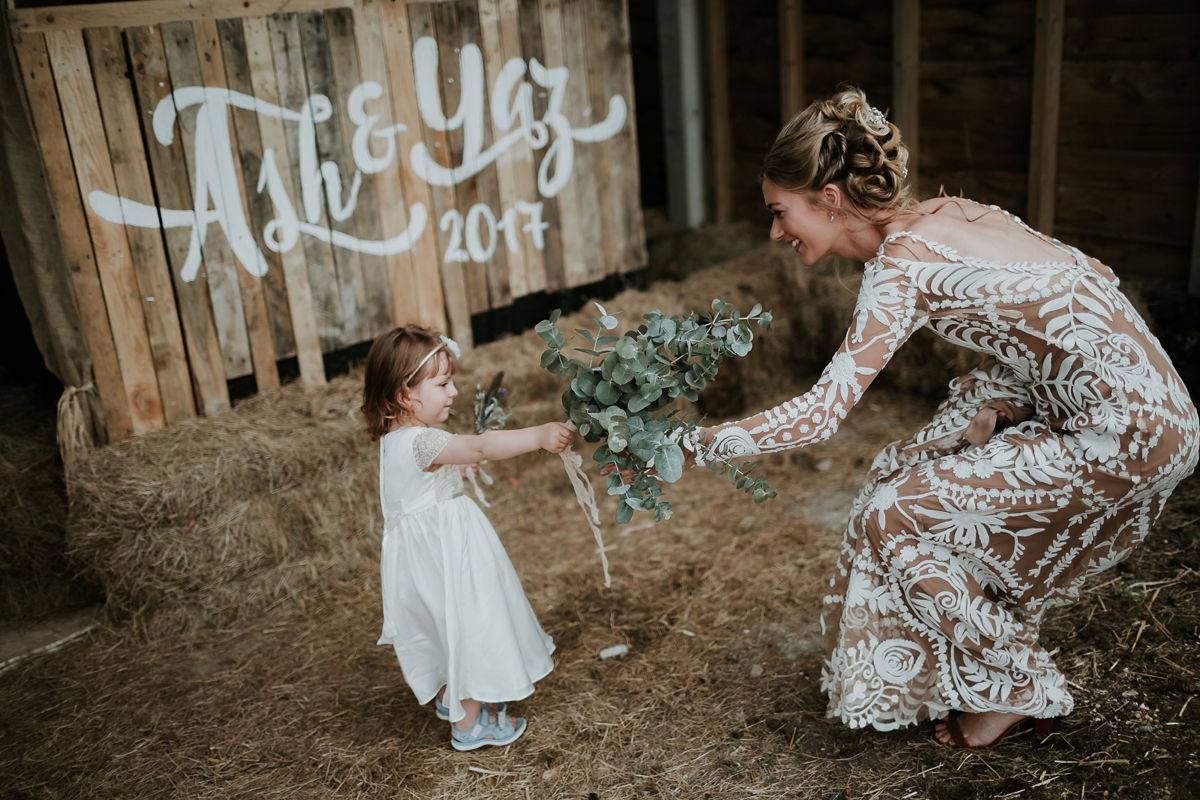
[560,422,611,587]
[464,463,494,507]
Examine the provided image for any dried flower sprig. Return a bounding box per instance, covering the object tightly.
[473,371,511,436]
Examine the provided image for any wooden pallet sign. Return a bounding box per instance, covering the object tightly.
[8,0,646,439]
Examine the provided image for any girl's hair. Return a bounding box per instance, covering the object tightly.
[361,324,458,441]
[762,86,917,222]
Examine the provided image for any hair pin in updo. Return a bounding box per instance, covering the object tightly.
[866,106,887,128]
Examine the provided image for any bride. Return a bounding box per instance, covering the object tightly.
[691,87,1198,748]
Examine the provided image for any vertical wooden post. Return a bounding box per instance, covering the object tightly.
[1027,0,1065,235]
[658,0,707,228]
[779,0,803,124]
[892,0,919,191]
[707,0,732,224]
[1190,166,1200,297]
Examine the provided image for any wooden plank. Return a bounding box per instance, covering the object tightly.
[562,0,606,281]
[10,0,355,34]
[388,1,468,344]
[892,0,919,191]
[580,0,619,278]
[377,0,454,337]
[1027,0,1063,234]
[242,15,326,385]
[296,9,370,345]
[324,6,393,338]
[538,0,589,285]
[350,0,423,330]
[192,18,280,391]
[517,0,565,290]
[125,24,231,415]
[266,13,346,351]
[779,0,803,123]
[216,16,297,361]
[480,0,543,297]
[12,29,132,439]
[430,3,490,314]
[605,0,645,271]
[159,20,254,380]
[457,0,513,306]
[85,25,196,423]
[47,29,166,433]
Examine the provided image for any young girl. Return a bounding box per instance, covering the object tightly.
[362,325,574,751]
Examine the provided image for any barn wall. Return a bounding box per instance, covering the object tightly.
[719,0,1200,291]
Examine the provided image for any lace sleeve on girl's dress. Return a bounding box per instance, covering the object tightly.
[412,427,456,471]
[704,256,924,459]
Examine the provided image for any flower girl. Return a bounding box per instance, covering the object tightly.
[362,325,574,750]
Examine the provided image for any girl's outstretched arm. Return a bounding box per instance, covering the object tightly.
[432,422,574,466]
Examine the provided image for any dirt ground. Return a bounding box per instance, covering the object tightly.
[3,372,1199,799]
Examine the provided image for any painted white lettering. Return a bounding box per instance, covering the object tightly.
[440,210,470,263]
[347,81,406,175]
[465,203,498,263]
[516,200,549,250]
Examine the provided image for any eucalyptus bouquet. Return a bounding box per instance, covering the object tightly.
[536,298,778,525]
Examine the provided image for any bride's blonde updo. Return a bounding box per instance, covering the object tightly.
[762,86,916,221]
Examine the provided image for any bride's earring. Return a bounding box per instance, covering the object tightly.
[829,212,835,222]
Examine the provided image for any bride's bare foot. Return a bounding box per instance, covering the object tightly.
[934,711,1030,748]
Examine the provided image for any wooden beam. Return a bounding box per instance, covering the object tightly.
[778,0,803,124]
[1027,0,1064,235]
[708,0,732,224]
[9,0,355,33]
[658,0,706,229]
[892,0,919,192]
[1191,165,1200,297]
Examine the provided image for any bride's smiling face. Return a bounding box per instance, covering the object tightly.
[763,179,839,265]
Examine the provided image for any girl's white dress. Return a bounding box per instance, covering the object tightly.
[377,426,555,723]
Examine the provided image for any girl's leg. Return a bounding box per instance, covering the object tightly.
[453,698,482,730]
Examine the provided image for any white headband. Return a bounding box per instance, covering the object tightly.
[404,335,460,383]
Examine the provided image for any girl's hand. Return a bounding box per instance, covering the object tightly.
[458,463,480,479]
[539,422,575,454]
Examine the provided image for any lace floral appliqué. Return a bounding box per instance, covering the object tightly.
[412,428,455,471]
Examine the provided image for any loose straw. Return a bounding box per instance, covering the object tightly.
[56,382,96,484]
[559,422,611,587]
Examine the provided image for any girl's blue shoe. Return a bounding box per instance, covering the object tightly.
[450,707,527,752]
[436,696,504,721]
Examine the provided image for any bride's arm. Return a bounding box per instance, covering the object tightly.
[695,256,924,460]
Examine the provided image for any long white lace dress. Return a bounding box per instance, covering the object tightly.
[377,426,555,723]
[706,208,1199,730]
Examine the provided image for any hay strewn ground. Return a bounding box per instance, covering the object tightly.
[5,381,1199,798]
[0,383,100,622]
[3,229,1199,798]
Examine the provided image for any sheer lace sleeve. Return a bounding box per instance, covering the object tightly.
[412,427,455,471]
[704,255,924,458]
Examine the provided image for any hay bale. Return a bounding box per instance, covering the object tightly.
[66,378,377,635]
